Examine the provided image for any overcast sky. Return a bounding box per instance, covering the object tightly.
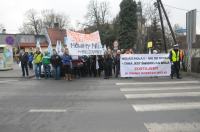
[0,0,199,33]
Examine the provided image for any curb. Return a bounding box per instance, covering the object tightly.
[181,72,200,78]
[0,75,35,79]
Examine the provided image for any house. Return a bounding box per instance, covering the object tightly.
[0,33,48,52]
[18,34,48,52]
[47,28,67,48]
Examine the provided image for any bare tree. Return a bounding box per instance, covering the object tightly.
[85,0,110,28]
[19,9,43,35]
[19,9,70,34]
[55,13,70,29]
[41,9,55,28]
[41,9,70,29]
[143,1,170,27]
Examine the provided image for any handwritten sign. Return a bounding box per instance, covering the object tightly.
[66,30,104,55]
[120,54,171,77]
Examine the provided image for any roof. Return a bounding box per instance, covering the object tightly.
[20,42,48,48]
[47,28,66,46]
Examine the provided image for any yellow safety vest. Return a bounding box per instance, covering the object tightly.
[171,50,180,62]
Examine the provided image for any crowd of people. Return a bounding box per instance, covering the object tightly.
[19,47,133,80]
[18,44,185,80]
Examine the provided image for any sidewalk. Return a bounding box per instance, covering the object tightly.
[0,63,35,78]
[0,63,199,79]
[181,71,200,78]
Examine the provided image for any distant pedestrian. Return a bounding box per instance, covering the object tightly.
[50,49,62,80]
[19,49,29,78]
[42,51,51,79]
[33,47,43,80]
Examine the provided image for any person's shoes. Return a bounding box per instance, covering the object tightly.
[170,75,173,79]
[177,77,182,79]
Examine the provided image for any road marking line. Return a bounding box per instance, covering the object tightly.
[120,86,200,92]
[0,80,19,83]
[116,81,200,85]
[144,122,200,132]
[29,109,67,113]
[133,102,200,112]
[125,92,200,99]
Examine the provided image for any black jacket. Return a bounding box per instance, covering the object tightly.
[50,54,62,67]
[19,53,28,64]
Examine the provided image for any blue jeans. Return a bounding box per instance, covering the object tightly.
[35,63,41,79]
[53,65,60,80]
[43,64,51,79]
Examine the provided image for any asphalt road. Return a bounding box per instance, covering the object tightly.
[0,76,200,132]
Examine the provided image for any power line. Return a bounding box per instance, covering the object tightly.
[163,3,200,13]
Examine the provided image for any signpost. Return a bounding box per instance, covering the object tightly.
[147,41,153,54]
[186,9,196,72]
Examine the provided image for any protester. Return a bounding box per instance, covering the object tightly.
[34,47,43,80]
[108,54,113,77]
[42,51,51,79]
[91,56,98,77]
[28,51,34,70]
[19,49,29,78]
[104,53,110,79]
[86,56,92,77]
[97,55,104,77]
[62,48,72,81]
[80,56,88,77]
[125,49,130,54]
[50,49,62,80]
[114,50,121,78]
[112,52,116,75]
[71,55,82,79]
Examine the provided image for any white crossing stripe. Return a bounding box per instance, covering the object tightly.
[144,122,200,132]
[116,81,200,85]
[120,86,200,92]
[29,109,67,113]
[0,80,18,84]
[125,92,200,99]
[133,102,200,112]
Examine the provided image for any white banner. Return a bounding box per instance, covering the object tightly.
[120,54,171,77]
[66,30,104,55]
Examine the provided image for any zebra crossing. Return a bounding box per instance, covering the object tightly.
[117,80,200,132]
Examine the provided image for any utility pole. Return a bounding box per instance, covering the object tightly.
[159,0,177,44]
[156,0,177,53]
[157,0,167,53]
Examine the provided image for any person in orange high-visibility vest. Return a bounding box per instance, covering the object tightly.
[180,49,186,71]
[169,44,182,79]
